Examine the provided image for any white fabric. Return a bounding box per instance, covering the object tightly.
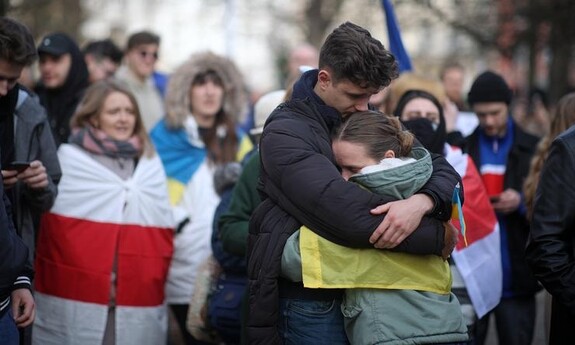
[32,144,173,345]
[51,144,174,227]
[445,144,502,318]
[165,160,220,304]
[34,294,168,345]
[359,157,416,174]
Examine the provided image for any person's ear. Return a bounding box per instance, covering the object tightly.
[90,117,99,128]
[317,69,332,91]
[384,150,395,159]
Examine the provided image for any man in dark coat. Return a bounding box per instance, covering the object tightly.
[463,71,540,345]
[526,122,575,345]
[247,22,462,344]
[0,17,38,345]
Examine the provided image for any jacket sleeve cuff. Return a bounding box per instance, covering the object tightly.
[12,275,32,292]
[418,188,450,221]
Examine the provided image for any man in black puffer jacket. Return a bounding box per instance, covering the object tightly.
[247,22,463,344]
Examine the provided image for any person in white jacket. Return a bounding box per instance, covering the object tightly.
[150,51,253,344]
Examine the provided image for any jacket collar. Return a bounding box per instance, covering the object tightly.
[292,69,342,131]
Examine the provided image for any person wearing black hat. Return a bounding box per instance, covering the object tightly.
[463,70,540,345]
[35,32,89,146]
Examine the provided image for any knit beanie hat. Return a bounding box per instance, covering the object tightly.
[467,71,512,106]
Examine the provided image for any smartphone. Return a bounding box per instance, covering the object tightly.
[489,195,501,203]
[6,161,31,173]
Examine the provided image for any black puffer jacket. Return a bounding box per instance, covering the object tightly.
[247,70,462,344]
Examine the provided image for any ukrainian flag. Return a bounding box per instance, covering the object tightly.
[451,182,468,247]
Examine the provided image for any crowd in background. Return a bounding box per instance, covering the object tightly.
[0,15,574,345]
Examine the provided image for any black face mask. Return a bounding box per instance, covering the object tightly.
[402,118,446,155]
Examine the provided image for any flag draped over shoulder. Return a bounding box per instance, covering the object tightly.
[33,144,175,345]
[300,226,451,294]
[382,0,413,72]
[445,145,502,318]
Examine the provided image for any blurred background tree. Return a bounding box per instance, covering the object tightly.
[3,0,84,41]
[2,0,574,106]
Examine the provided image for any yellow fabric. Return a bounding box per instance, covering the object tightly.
[299,226,452,294]
[166,137,252,207]
[236,136,254,162]
[167,178,186,206]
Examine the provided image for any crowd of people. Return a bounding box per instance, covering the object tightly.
[0,15,573,345]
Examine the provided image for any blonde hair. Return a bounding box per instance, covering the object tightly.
[388,73,447,113]
[524,92,575,218]
[69,80,153,157]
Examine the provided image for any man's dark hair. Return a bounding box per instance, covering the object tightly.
[126,31,160,51]
[0,17,37,66]
[319,22,398,89]
[83,39,123,64]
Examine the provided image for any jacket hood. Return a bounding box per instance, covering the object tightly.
[164,51,248,128]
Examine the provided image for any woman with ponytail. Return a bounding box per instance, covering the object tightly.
[281,110,468,345]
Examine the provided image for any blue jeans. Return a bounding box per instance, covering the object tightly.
[0,309,19,345]
[279,298,349,345]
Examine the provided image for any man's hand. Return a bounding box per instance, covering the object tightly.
[369,194,434,249]
[1,169,18,189]
[18,160,48,190]
[491,188,521,214]
[11,288,35,328]
[442,222,459,260]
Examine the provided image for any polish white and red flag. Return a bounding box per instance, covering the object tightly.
[33,144,174,345]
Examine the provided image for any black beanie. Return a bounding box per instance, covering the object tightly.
[467,71,512,106]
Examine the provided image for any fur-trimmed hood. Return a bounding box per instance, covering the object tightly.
[164,51,248,128]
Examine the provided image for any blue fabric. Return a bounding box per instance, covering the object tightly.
[478,118,514,298]
[208,273,246,344]
[239,104,255,137]
[381,0,413,72]
[150,119,206,185]
[278,298,349,345]
[152,71,169,98]
[0,308,19,345]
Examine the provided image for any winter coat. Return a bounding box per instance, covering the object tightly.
[465,121,540,297]
[14,88,61,266]
[526,125,575,343]
[247,70,463,344]
[152,51,252,304]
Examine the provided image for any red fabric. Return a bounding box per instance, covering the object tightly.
[35,213,173,306]
[481,173,504,198]
[456,157,499,250]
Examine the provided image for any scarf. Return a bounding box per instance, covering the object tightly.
[68,125,142,159]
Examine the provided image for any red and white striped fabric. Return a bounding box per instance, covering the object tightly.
[33,144,174,345]
[445,145,502,318]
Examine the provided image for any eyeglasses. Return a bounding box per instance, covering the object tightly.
[138,50,158,60]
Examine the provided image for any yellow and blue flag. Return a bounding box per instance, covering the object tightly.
[451,182,468,247]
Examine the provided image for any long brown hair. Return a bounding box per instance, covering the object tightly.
[524,92,575,218]
[191,70,238,164]
[334,110,414,159]
[69,79,153,157]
